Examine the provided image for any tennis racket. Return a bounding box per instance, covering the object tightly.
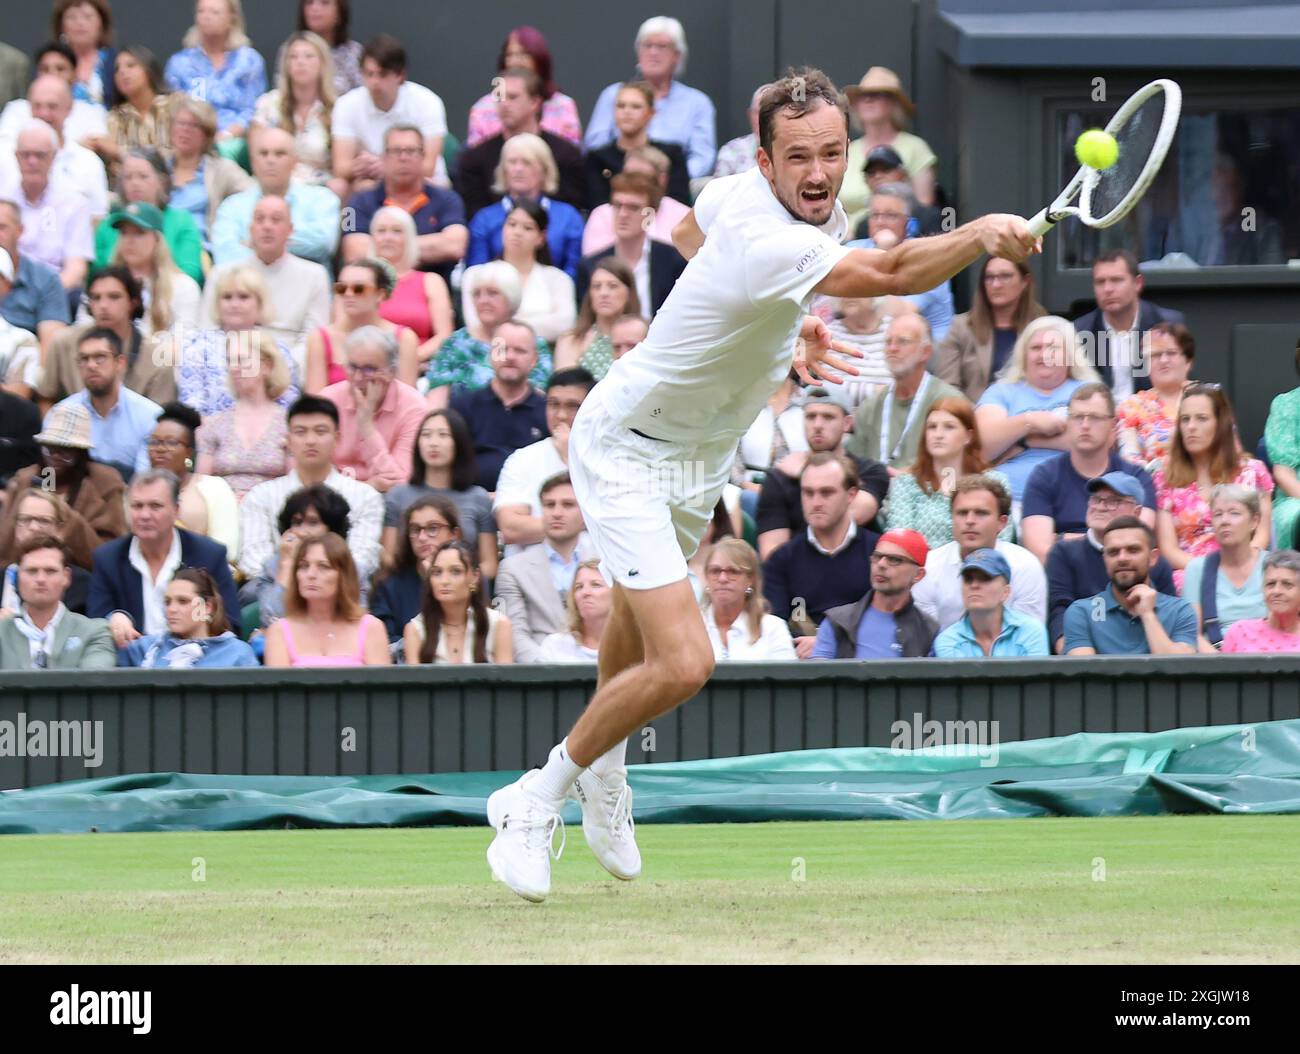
[1027,78,1182,238]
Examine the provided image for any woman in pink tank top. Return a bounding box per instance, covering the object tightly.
[304,259,422,393]
[263,532,391,668]
[371,205,455,369]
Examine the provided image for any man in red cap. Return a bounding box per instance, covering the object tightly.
[810,526,936,658]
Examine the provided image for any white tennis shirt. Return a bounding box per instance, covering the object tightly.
[596,167,852,446]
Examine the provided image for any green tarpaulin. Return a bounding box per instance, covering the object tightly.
[3,719,1299,834]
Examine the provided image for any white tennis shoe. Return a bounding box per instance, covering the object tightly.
[570,768,641,880]
[486,771,565,903]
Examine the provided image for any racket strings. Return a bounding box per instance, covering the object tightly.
[1088,92,1167,219]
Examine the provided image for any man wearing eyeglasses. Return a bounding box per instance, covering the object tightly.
[0,535,113,670]
[811,527,935,659]
[321,325,426,492]
[1045,472,1176,654]
[343,125,467,285]
[1020,382,1156,564]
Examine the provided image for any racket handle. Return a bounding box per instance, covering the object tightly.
[1027,209,1056,238]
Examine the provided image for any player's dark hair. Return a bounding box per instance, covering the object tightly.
[1102,515,1154,548]
[758,67,848,158]
[1093,249,1140,278]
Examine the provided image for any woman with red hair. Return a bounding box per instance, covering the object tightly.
[465,27,581,147]
[884,397,1014,547]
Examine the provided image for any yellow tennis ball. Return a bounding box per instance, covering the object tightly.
[1076,129,1119,170]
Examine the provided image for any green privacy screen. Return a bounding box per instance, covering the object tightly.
[2,719,1298,834]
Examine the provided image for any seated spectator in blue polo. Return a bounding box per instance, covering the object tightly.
[1064,516,1196,655]
[846,183,952,341]
[449,319,549,493]
[465,134,584,279]
[0,200,69,349]
[811,528,936,659]
[1184,484,1268,653]
[933,548,1050,657]
[583,17,716,180]
[51,327,160,481]
[87,469,242,650]
[1045,472,1175,653]
[762,452,879,660]
[210,127,340,270]
[1019,381,1156,563]
[341,124,467,286]
[975,315,1102,506]
[118,568,257,668]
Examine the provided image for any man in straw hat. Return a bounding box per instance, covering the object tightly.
[839,66,938,229]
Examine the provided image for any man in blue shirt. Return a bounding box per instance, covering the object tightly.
[450,319,548,492]
[1064,516,1197,655]
[0,200,68,350]
[934,548,1050,657]
[812,527,936,658]
[583,17,717,179]
[846,183,953,341]
[343,125,468,285]
[50,327,160,481]
[1020,382,1156,562]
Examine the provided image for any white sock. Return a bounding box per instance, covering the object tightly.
[530,739,584,803]
[588,738,628,782]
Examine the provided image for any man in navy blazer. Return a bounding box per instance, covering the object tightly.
[1072,249,1184,398]
[88,469,240,647]
[575,171,686,319]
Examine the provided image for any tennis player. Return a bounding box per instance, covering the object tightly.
[487,67,1039,901]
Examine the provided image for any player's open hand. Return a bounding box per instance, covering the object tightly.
[978,215,1041,261]
[793,315,862,387]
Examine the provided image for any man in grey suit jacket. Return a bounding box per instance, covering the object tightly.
[493,473,593,663]
[0,535,114,670]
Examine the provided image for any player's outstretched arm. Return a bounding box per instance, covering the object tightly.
[814,214,1040,299]
[672,209,705,260]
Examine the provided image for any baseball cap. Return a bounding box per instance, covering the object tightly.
[959,547,1010,581]
[1086,471,1145,504]
[802,387,842,407]
[108,201,165,233]
[0,247,12,283]
[876,528,928,568]
[864,145,905,173]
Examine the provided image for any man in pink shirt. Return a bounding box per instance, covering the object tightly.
[322,325,427,492]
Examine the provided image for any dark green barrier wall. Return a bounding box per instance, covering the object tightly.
[1,658,1297,789]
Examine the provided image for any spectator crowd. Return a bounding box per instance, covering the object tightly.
[0,2,1296,672]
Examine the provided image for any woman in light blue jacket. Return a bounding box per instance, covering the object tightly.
[118,568,258,668]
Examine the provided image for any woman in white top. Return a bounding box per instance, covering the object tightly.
[462,199,575,346]
[405,541,512,664]
[701,538,797,661]
[106,208,201,340]
[537,560,610,662]
[251,30,346,200]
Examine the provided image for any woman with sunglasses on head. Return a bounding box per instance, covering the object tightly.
[1153,382,1273,591]
[700,538,796,660]
[381,408,497,580]
[305,258,418,393]
[370,495,461,647]
[118,567,257,667]
[404,540,512,665]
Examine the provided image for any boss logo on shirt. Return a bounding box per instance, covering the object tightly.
[795,244,826,274]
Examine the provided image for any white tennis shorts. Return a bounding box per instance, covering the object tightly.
[568,389,734,591]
